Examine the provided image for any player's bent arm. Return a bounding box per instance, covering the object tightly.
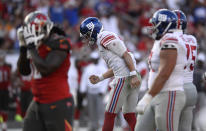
[29,48,67,77]
[17,47,31,75]
[102,68,114,79]
[148,49,177,97]
[106,39,136,73]
[122,51,136,72]
[89,69,113,84]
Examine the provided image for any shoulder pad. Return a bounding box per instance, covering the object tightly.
[99,31,117,47]
[160,34,179,49]
[188,34,197,44]
[44,36,71,52]
[160,34,178,45]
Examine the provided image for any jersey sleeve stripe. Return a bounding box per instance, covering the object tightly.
[100,35,116,47]
[160,38,178,46]
[100,35,111,45]
[103,36,116,47]
[165,38,178,41]
[163,40,178,44]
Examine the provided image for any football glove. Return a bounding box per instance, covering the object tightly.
[17,26,26,47]
[136,93,153,114]
[23,24,44,48]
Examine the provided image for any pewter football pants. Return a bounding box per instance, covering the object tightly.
[179,83,197,131]
[135,91,186,131]
[106,75,141,113]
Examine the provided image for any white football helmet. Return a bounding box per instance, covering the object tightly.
[24,11,53,37]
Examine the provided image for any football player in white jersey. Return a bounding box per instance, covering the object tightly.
[135,9,187,131]
[173,10,198,131]
[80,17,141,131]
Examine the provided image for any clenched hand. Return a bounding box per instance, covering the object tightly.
[130,75,141,88]
[89,75,100,84]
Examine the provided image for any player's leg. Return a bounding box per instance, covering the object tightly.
[96,93,105,128]
[153,91,185,131]
[1,90,9,119]
[43,97,74,131]
[179,83,197,131]
[122,83,139,131]
[88,93,99,130]
[103,77,127,131]
[20,91,32,117]
[23,100,45,131]
[135,103,156,131]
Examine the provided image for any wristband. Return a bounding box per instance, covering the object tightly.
[143,93,153,101]
[27,43,35,50]
[20,46,27,53]
[99,75,105,81]
[129,70,136,76]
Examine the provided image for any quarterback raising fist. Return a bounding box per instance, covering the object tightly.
[80,17,141,131]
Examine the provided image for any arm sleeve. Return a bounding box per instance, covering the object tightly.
[17,47,31,75]
[45,38,71,52]
[106,39,127,57]
[29,49,67,76]
[160,43,178,50]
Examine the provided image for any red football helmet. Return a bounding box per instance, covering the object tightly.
[24,11,53,37]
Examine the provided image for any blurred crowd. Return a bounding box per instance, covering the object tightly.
[0,0,206,130]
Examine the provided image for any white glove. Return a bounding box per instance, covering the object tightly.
[136,93,153,114]
[17,26,26,47]
[23,24,44,47]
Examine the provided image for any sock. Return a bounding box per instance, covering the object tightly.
[74,108,80,120]
[124,112,137,131]
[102,112,117,131]
[15,98,22,117]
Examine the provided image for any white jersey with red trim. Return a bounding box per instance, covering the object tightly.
[148,31,187,92]
[181,34,197,83]
[96,31,136,78]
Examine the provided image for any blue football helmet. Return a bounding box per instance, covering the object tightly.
[80,17,103,45]
[173,10,187,31]
[149,9,178,40]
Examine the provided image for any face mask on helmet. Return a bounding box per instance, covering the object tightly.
[80,31,96,46]
[148,18,162,40]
